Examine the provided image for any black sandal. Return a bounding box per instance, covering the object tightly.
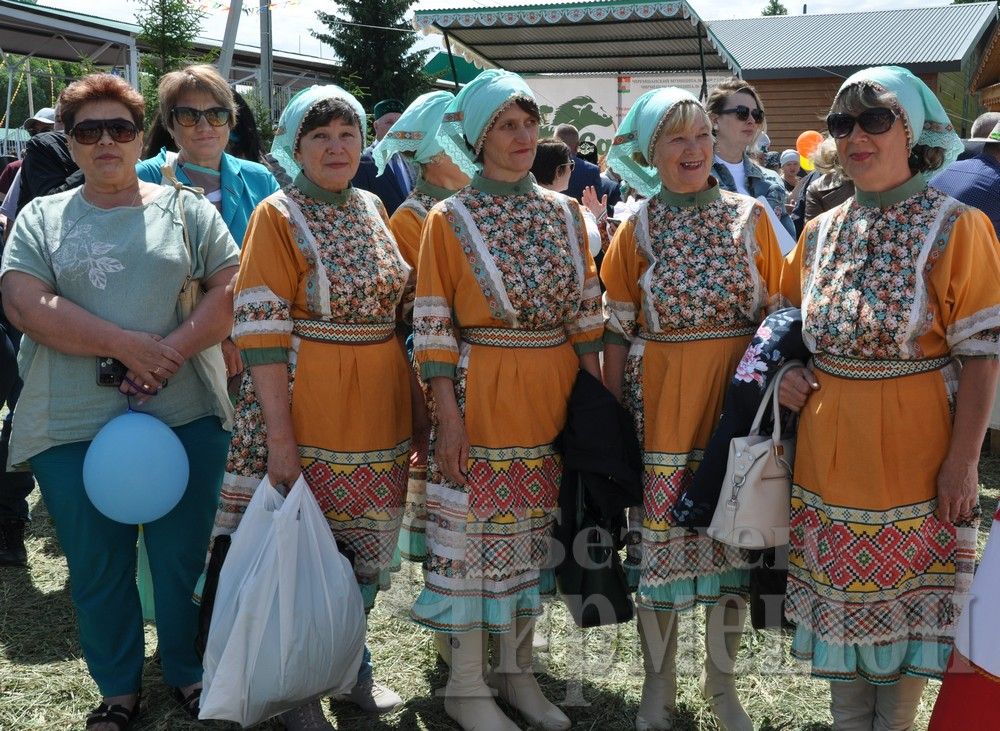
[171,685,202,720]
[85,691,140,730]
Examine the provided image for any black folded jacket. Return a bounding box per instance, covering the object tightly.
[554,369,643,626]
[555,368,644,519]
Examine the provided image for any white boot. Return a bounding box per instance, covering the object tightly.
[635,607,678,731]
[435,630,490,671]
[701,598,753,731]
[873,676,927,731]
[444,630,519,731]
[830,678,876,731]
[435,631,453,667]
[489,618,571,730]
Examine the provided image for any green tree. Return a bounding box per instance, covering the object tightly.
[312,0,432,109]
[0,57,92,129]
[762,0,789,15]
[136,0,205,76]
[135,0,206,128]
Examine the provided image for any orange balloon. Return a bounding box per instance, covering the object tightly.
[796,130,823,158]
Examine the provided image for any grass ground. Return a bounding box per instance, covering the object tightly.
[2,454,998,730]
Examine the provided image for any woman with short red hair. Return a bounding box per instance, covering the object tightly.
[1,73,239,729]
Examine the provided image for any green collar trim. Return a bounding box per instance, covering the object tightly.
[415,178,456,201]
[472,173,534,196]
[294,171,351,205]
[178,159,221,176]
[855,175,926,209]
[657,180,721,208]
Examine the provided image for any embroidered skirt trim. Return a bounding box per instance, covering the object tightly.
[461,326,566,348]
[292,318,395,344]
[813,353,953,380]
[639,324,757,343]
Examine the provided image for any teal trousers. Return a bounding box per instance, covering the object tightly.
[31,416,230,696]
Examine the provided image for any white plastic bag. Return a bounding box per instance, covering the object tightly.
[199,476,366,726]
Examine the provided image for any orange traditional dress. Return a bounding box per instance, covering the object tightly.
[780,177,1000,682]
[214,174,413,609]
[388,178,456,563]
[411,174,603,632]
[601,184,783,612]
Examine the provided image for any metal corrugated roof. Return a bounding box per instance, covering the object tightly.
[413,0,739,76]
[709,3,999,79]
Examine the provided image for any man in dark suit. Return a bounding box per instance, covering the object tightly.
[555,123,602,203]
[352,98,412,216]
[931,114,1000,235]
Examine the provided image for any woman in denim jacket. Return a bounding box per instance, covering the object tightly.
[708,78,795,237]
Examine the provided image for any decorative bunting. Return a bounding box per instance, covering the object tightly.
[184,0,300,14]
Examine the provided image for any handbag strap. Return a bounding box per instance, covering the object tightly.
[747,359,805,442]
[161,157,205,285]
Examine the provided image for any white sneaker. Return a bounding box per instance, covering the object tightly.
[279,699,334,730]
[337,678,403,715]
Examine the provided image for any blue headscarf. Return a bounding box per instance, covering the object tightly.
[436,69,536,179]
[606,87,702,199]
[372,90,455,175]
[270,85,366,180]
[832,66,964,180]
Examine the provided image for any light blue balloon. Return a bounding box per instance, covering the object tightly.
[83,411,190,524]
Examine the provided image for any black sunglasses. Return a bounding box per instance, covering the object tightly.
[68,118,139,145]
[826,108,897,139]
[171,106,232,127]
[718,105,764,124]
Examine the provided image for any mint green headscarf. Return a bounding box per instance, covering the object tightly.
[606,87,701,199]
[437,69,536,179]
[372,90,455,176]
[270,84,367,180]
[832,66,964,180]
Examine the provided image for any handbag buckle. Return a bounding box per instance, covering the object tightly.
[773,444,784,457]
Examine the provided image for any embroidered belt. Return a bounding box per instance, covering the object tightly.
[292,319,395,344]
[640,324,757,344]
[461,326,567,348]
[813,353,953,380]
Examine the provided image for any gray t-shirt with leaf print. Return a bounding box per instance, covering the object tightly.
[1,186,239,464]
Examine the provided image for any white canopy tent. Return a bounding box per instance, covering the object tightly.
[0,0,341,152]
[412,0,740,99]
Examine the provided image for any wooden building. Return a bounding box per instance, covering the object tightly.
[709,3,1000,150]
[972,21,1000,112]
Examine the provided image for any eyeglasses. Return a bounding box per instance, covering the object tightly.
[67,118,139,145]
[558,160,576,173]
[718,105,765,124]
[171,106,232,127]
[826,108,897,139]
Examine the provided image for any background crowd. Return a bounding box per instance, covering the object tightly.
[0,59,997,731]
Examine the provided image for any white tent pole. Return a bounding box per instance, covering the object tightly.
[218,0,244,79]
[259,0,273,118]
[4,58,14,156]
[26,59,33,116]
[127,39,139,89]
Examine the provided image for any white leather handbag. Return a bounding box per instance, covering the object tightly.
[707,360,803,550]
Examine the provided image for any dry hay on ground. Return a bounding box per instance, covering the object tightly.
[2,455,998,730]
